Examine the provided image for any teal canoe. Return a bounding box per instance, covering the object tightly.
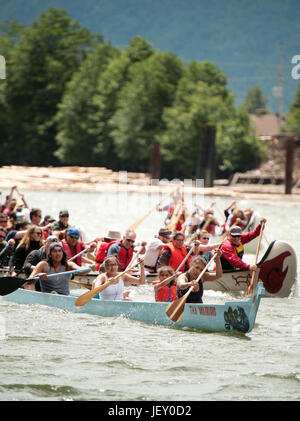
[2,282,265,334]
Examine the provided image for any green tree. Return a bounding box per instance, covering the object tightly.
[4,8,100,165]
[110,50,184,171]
[87,36,154,169]
[0,20,25,164]
[160,61,234,178]
[243,85,268,114]
[55,42,119,165]
[282,84,300,132]
[216,107,266,177]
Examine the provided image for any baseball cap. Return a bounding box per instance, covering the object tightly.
[45,235,60,244]
[158,228,172,238]
[49,243,64,253]
[44,215,55,223]
[66,227,80,237]
[229,226,242,236]
[59,210,69,217]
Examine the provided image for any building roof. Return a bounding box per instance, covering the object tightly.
[249,113,281,138]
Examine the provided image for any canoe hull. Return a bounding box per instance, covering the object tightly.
[2,282,265,334]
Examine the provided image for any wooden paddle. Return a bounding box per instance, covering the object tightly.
[128,186,180,231]
[67,245,92,262]
[165,253,218,323]
[75,261,140,307]
[69,279,92,289]
[0,267,92,296]
[246,221,265,296]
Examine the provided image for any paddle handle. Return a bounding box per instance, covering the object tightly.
[75,261,140,307]
[193,235,225,285]
[176,243,195,273]
[246,221,265,296]
[30,267,92,281]
[68,246,91,262]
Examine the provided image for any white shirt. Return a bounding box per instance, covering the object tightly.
[144,237,165,268]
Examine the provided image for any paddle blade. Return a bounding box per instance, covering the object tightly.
[0,277,26,296]
[165,295,188,323]
[129,210,151,231]
[75,280,111,307]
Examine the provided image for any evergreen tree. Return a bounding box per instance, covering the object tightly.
[243,85,268,114]
[3,8,99,165]
[282,84,300,132]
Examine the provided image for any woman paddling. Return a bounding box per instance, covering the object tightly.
[24,243,90,295]
[176,251,222,303]
[92,255,145,301]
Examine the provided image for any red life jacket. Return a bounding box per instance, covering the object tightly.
[163,242,190,273]
[61,239,83,266]
[152,280,177,302]
[95,240,118,270]
[116,242,134,270]
[102,241,134,271]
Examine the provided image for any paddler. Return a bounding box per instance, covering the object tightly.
[24,242,91,295]
[152,265,179,302]
[156,232,200,273]
[61,227,97,270]
[106,230,146,271]
[92,255,145,301]
[176,252,222,303]
[144,228,172,273]
[220,217,267,271]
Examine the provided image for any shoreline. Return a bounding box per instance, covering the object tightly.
[1,165,299,202]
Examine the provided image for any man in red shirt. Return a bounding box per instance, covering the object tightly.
[61,227,97,269]
[220,217,266,271]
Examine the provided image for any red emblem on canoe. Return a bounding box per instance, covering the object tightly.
[258,251,290,294]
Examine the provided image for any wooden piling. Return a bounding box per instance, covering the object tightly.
[285,138,294,194]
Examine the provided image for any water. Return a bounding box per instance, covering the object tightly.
[0,188,299,401]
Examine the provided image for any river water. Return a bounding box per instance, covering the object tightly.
[0,188,299,402]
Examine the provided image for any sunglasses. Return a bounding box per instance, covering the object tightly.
[70,235,79,240]
[0,235,6,239]
[34,232,43,236]
[125,239,134,243]
[202,237,210,240]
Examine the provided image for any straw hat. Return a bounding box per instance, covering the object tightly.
[105,230,121,241]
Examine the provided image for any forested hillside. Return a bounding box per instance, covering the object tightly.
[0,0,299,112]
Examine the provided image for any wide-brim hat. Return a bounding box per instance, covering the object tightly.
[104,230,121,241]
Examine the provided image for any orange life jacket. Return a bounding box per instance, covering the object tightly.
[152,280,177,302]
[163,242,190,272]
